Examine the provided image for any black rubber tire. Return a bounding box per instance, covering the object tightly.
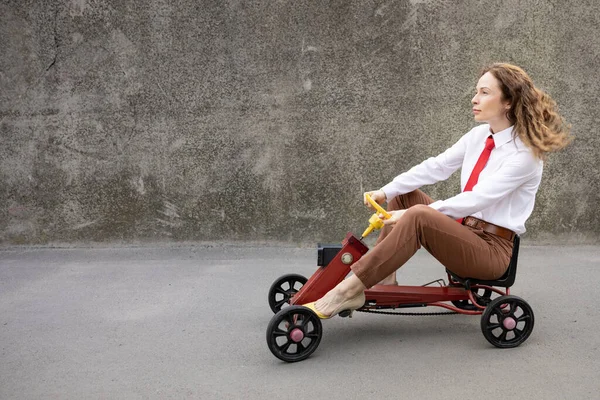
[268,274,307,313]
[266,306,323,363]
[481,295,534,348]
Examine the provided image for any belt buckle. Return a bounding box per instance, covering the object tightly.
[465,217,478,228]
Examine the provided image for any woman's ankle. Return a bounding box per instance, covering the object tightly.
[378,278,398,285]
[336,275,366,298]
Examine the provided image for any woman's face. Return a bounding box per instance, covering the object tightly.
[471,72,511,125]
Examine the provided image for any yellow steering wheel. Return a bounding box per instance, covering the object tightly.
[362,194,392,238]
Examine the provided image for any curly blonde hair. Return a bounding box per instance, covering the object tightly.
[482,63,573,160]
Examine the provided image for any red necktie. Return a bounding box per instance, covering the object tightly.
[457,135,495,224]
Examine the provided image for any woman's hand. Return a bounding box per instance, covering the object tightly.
[363,190,387,209]
[381,210,405,226]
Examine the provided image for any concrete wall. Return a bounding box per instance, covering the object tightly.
[1,0,599,245]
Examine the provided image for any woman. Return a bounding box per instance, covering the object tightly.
[305,63,572,319]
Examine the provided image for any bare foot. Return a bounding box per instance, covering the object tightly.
[309,275,367,317]
[314,288,351,317]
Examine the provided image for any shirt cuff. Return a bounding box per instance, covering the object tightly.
[380,184,399,202]
[428,200,444,212]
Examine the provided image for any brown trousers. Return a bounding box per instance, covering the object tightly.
[351,190,513,288]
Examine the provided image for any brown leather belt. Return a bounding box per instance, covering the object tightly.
[463,216,515,241]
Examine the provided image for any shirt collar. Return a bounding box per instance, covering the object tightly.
[489,125,514,148]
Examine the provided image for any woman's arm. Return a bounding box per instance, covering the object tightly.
[428,151,542,218]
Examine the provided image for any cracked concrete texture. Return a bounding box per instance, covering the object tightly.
[1,0,599,245]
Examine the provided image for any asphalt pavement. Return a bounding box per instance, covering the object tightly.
[1,243,599,399]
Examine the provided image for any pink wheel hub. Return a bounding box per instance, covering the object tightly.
[290,328,304,343]
[503,317,516,330]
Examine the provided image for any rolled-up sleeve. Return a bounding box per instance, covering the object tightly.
[428,151,542,218]
[380,131,469,200]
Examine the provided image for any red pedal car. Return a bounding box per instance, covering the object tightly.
[266,196,534,363]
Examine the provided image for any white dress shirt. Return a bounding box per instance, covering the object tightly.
[380,124,543,234]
